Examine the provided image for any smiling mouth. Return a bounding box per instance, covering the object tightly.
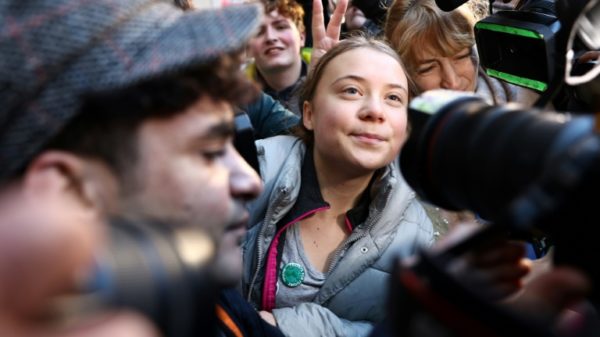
[351,133,386,144]
[264,47,284,56]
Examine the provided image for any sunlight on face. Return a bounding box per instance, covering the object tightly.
[303,47,409,177]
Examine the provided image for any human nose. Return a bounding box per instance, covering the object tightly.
[227,144,263,202]
[440,61,461,90]
[358,95,385,122]
[264,25,277,43]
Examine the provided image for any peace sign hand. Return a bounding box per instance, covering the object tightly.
[310,0,348,71]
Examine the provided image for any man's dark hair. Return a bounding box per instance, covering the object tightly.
[47,53,258,178]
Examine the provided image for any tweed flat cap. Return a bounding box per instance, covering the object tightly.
[0,0,262,181]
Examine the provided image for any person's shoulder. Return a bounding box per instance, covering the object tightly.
[403,198,433,228]
[256,135,302,152]
[256,135,304,176]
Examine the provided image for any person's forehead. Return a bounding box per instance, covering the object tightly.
[323,48,407,85]
[330,48,401,70]
[141,97,235,138]
[414,41,444,59]
[264,9,293,23]
[415,45,465,62]
[183,98,235,130]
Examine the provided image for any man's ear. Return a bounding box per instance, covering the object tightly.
[300,31,306,48]
[23,151,106,211]
[303,101,315,130]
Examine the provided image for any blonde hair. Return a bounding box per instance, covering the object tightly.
[384,0,476,79]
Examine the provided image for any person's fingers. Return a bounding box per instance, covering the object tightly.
[478,258,531,282]
[445,264,523,301]
[312,0,326,44]
[504,267,591,321]
[525,267,591,310]
[482,280,524,301]
[470,241,526,267]
[447,256,531,301]
[475,259,531,301]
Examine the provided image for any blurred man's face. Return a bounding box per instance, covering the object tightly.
[212,224,247,286]
[0,167,103,319]
[117,95,262,240]
[114,95,262,284]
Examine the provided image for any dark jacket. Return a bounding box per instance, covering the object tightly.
[239,92,300,140]
[249,61,309,116]
[217,288,285,337]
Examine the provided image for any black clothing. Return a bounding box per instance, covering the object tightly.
[217,288,285,337]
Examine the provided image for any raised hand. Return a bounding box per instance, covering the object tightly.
[310,0,348,71]
[431,222,532,301]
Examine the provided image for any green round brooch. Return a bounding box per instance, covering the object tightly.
[281,262,305,287]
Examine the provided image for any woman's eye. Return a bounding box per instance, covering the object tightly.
[343,87,359,95]
[417,65,434,75]
[387,93,405,106]
[455,51,471,60]
[388,94,403,102]
[202,149,226,161]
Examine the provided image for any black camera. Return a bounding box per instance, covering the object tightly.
[391,1,600,335]
[394,88,600,336]
[437,0,599,110]
[400,0,600,295]
[400,88,600,305]
[62,218,218,337]
[475,0,560,92]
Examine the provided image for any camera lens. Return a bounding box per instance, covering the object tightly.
[85,218,217,337]
[401,90,596,222]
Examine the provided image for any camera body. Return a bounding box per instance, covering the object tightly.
[393,1,600,335]
[401,89,600,306]
[475,1,560,92]
[436,0,599,109]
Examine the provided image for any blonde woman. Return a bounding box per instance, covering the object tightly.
[384,0,538,105]
[242,35,435,337]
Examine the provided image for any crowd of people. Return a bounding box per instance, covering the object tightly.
[0,0,597,336]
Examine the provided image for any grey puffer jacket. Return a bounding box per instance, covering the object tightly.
[242,136,435,337]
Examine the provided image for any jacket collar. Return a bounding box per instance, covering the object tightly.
[276,146,372,231]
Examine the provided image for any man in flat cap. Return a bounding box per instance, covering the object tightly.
[0,0,268,335]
